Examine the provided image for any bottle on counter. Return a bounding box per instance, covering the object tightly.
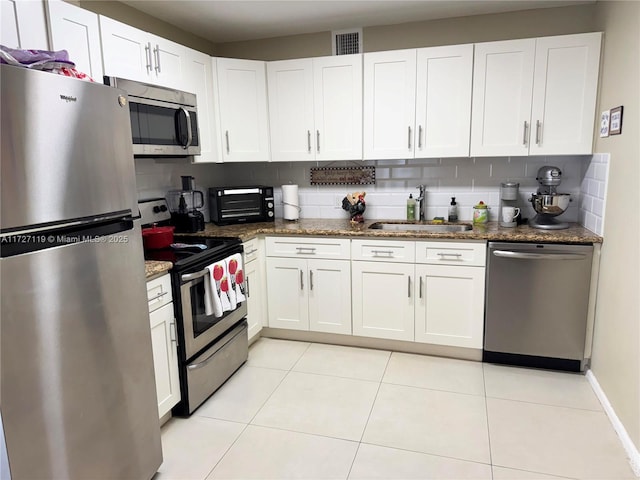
[406,194,416,221]
[448,197,458,222]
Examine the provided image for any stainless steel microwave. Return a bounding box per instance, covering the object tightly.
[104,77,200,156]
[209,186,275,225]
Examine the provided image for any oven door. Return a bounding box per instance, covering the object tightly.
[179,268,247,360]
[129,98,200,156]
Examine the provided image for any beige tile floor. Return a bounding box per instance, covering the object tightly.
[158,338,635,480]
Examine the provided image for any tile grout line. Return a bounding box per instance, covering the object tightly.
[482,364,495,478]
[201,420,250,480]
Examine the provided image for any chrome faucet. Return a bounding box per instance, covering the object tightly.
[416,184,426,221]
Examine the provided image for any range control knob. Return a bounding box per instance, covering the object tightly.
[268,211,274,217]
[160,205,168,212]
[152,206,161,213]
[268,202,274,208]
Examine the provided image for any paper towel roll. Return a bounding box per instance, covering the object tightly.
[282,184,300,220]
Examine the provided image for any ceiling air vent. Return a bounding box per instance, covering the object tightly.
[332,28,362,55]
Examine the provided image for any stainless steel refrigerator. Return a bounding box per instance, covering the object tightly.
[0,65,162,479]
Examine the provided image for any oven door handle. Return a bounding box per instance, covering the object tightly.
[181,269,209,282]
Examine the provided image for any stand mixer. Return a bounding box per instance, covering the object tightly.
[529,166,571,230]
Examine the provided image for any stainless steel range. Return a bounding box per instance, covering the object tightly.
[140,199,248,415]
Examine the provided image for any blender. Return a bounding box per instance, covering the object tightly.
[529,166,571,230]
[166,176,205,233]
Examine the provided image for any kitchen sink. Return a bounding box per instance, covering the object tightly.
[368,222,474,232]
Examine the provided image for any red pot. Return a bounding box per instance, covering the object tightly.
[142,225,174,250]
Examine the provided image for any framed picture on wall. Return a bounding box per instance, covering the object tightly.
[599,110,610,137]
[609,106,623,135]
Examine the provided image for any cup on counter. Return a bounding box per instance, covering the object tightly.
[502,206,520,223]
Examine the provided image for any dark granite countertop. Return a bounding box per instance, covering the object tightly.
[179,219,602,244]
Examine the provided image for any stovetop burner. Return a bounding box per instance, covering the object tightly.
[144,236,241,270]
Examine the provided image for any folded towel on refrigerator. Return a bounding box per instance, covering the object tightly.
[204,260,231,318]
[226,253,246,309]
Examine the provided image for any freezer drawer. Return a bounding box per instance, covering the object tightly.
[484,242,593,371]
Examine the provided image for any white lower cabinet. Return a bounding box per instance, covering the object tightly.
[351,261,415,341]
[244,238,266,341]
[147,274,180,419]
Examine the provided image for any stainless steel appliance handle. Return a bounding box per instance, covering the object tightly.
[310,270,314,291]
[179,107,193,148]
[181,269,209,282]
[307,130,311,153]
[419,276,423,299]
[523,121,528,145]
[407,276,411,298]
[493,250,587,261]
[187,348,219,370]
[145,43,152,72]
[372,249,394,256]
[316,130,320,153]
[225,131,230,154]
[300,269,304,290]
[536,120,541,145]
[408,126,412,149]
[418,125,423,149]
[154,44,161,73]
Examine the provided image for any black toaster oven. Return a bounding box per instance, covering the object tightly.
[208,186,275,225]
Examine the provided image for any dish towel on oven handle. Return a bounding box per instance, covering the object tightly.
[226,253,246,308]
[204,261,232,317]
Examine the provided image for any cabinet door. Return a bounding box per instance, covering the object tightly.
[149,303,180,418]
[1,0,48,49]
[100,16,151,83]
[313,54,363,161]
[47,0,103,82]
[183,49,220,163]
[217,58,270,162]
[414,264,485,349]
[352,261,415,341]
[529,33,602,155]
[363,49,417,160]
[266,257,309,330]
[151,35,185,89]
[308,259,351,335]
[267,59,315,162]
[415,45,473,158]
[470,39,535,157]
[245,258,266,341]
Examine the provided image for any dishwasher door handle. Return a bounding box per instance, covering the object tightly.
[493,250,587,261]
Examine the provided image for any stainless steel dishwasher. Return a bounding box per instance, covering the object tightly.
[484,242,594,372]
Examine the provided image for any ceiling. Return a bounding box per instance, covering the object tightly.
[121,0,594,44]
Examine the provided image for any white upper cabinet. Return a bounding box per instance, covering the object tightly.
[470,39,535,157]
[100,16,185,89]
[268,54,362,162]
[183,49,220,163]
[471,33,601,156]
[46,0,103,82]
[415,44,473,158]
[529,32,602,155]
[363,49,417,160]
[2,0,48,49]
[216,57,270,162]
[267,58,315,161]
[313,54,363,161]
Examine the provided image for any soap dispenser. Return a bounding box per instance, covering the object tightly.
[407,194,416,221]
[448,197,458,222]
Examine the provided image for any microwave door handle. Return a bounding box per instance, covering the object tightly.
[178,107,193,149]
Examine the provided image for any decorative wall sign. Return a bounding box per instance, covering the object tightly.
[310,166,376,185]
[599,110,610,138]
[609,106,623,135]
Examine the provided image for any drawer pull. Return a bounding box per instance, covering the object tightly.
[148,291,169,303]
[246,248,258,256]
[419,276,423,299]
[246,277,251,297]
[300,269,304,290]
[310,270,314,291]
[170,320,177,344]
[437,252,463,259]
[371,249,394,257]
[296,247,316,254]
[407,276,411,298]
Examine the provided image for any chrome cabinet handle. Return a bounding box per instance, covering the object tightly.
[536,120,541,145]
[418,125,423,149]
[493,250,586,261]
[437,252,463,259]
[407,126,412,149]
[407,276,411,298]
[246,248,258,256]
[300,269,304,290]
[246,277,251,297]
[419,276,423,299]
[523,121,529,145]
[153,45,161,73]
[309,270,314,291]
[316,130,320,153]
[148,291,169,303]
[225,130,230,154]
[170,320,177,344]
[296,246,316,254]
[307,130,311,152]
[145,43,152,72]
[371,249,394,257]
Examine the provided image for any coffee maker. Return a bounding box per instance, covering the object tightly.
[529,166,571,230]
[499,182,520,227]
[166,176,205,233]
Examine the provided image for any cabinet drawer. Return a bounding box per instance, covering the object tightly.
[147,273,173,312]
[243,237,260,263]
[415,241,486,266]
[265,236,350,259]
[351,239,415,263]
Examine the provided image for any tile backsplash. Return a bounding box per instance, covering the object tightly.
[579,153,610,235]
